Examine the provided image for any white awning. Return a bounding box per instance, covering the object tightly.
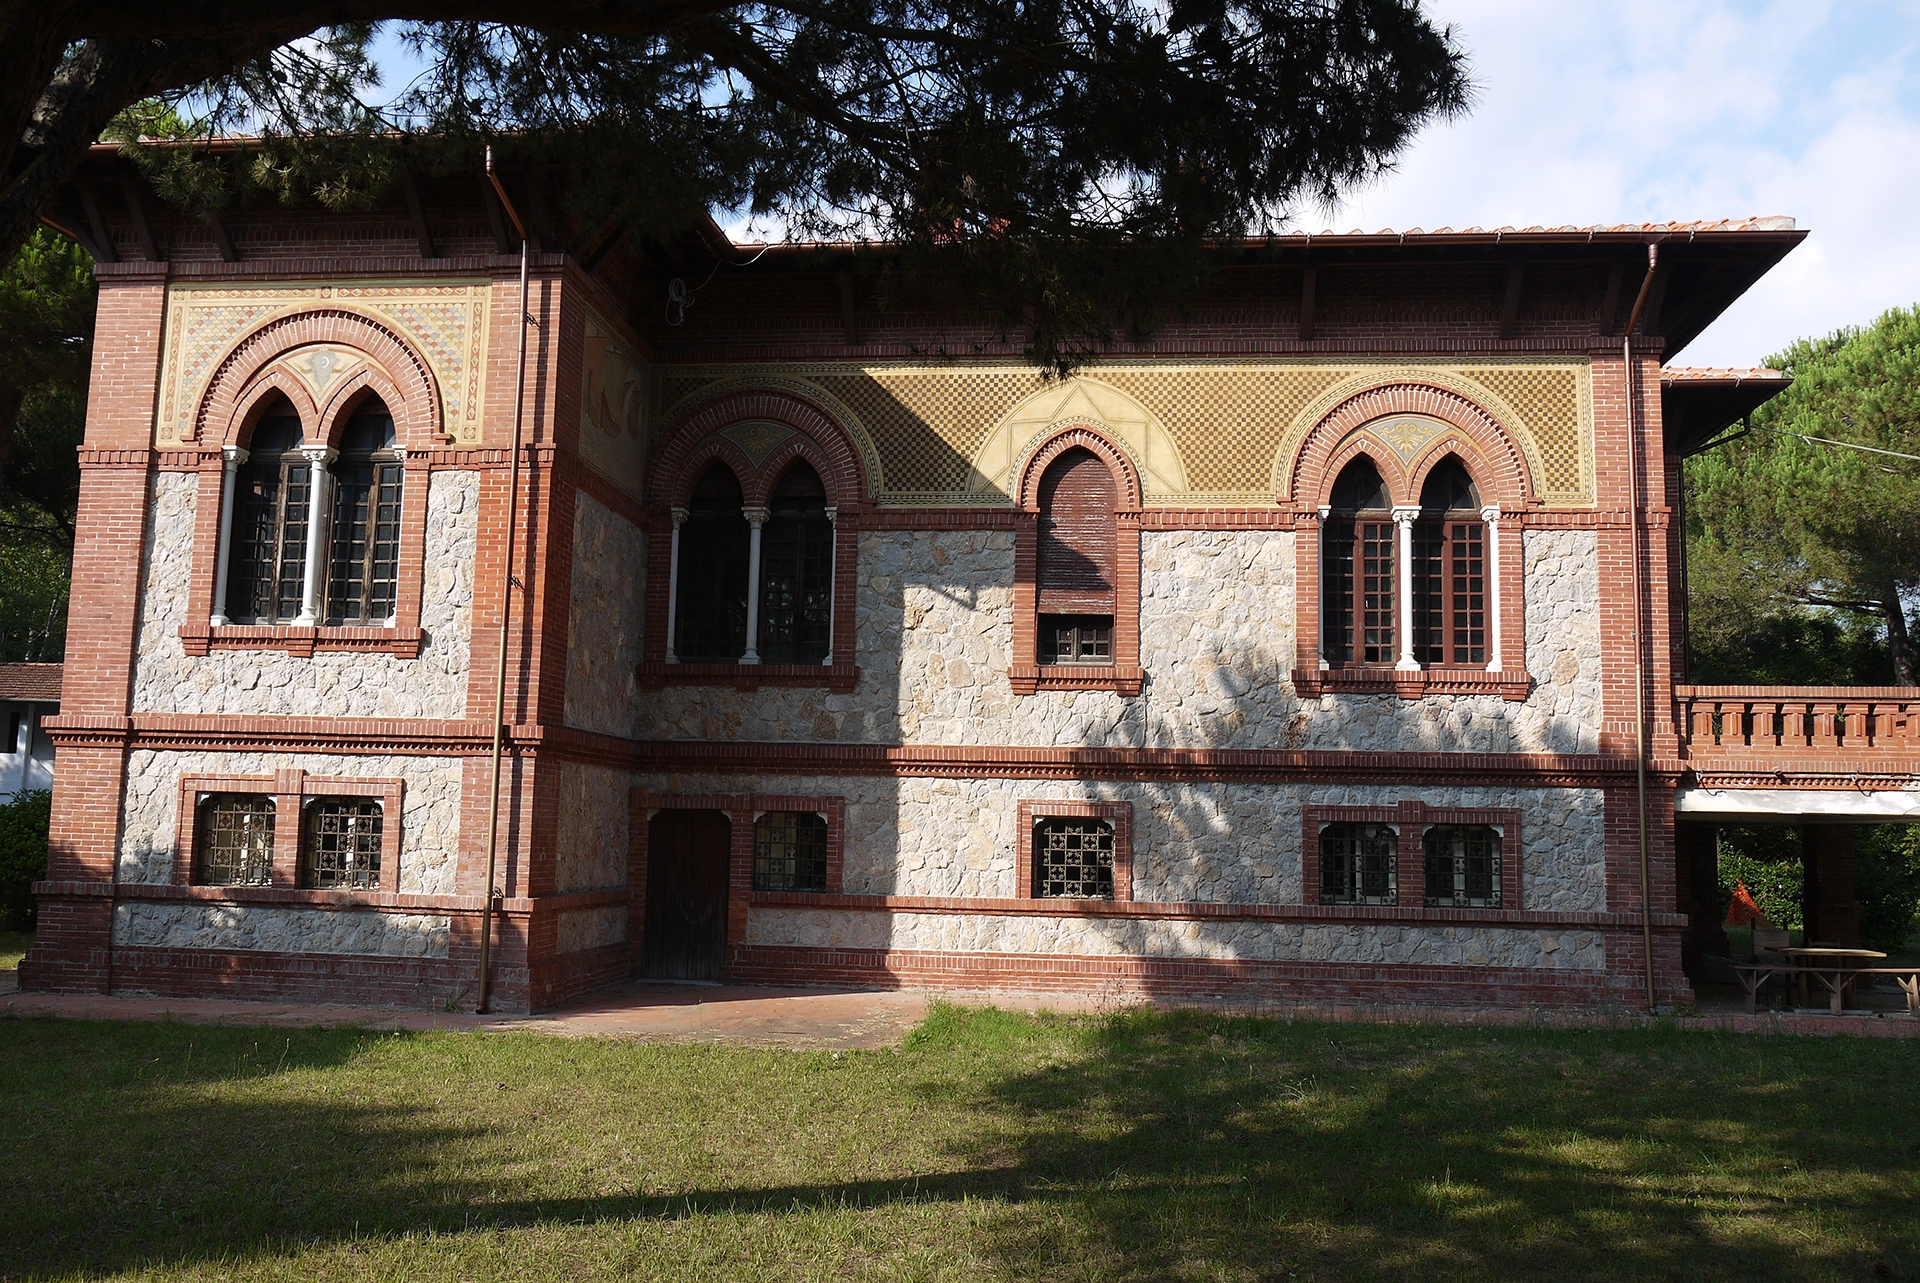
[1675,788,1920,822]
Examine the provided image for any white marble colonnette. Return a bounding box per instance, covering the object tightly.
[131,470,479,718]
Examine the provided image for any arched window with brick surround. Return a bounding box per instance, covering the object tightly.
[1322,456,1396,666]
[757,462,833,664]
[1037,446,1117,665]
[1411,457,1487,666]
[223,402,311,626]
[673,464,752,662]
[324,396,404,626]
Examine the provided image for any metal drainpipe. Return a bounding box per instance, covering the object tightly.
[1622,241,1659,1013]
[478,148,532,1014]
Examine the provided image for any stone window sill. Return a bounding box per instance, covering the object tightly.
[1009,665,1145,697]
[1291,666,1530,702]
[636,661,859,693]
[179,624,423,659]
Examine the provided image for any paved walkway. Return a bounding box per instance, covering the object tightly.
[2,972,1916,1045]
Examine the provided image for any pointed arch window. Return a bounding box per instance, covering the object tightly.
[1412,459,1487,665]
[758,463,833,663]
[1037,446,1117,666]
[224,407,311,625]
[673,464,752,662]
[1323,457,1396,666]
[325,397,404,625]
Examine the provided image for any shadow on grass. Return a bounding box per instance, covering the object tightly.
[1,1010,1916,1281]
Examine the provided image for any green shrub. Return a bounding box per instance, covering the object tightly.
[1716,826,1802,930]
[0,789,50,929]
[1857,824,1920,952]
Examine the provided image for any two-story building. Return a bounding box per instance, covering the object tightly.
[23,145,1919,1012]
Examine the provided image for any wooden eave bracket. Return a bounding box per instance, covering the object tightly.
[1499,263,1524,339]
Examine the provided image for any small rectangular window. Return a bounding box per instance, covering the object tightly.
[1423,824,1501,908]
[1041,615,1113,666]
[1319,823,1397,905]
[196,794,276,886]
[753,810,829,892]
[1033,817,1115,899]
[301,798,384,891]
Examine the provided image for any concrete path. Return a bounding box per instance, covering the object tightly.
[2,974,1915,1046]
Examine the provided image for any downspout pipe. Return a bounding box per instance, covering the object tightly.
[1622,241,1659,1013]
[478,147,531,1014]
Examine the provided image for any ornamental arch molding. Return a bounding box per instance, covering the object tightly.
[970,376,1186,504]
[194,309,444,450]
[647,381,875,510]
[1278,374,1539,513]
[1013,422,1145,512]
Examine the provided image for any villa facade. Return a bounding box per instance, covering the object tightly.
[25,148,1915,1013]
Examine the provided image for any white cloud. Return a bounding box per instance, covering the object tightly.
[1333,0,1920,365]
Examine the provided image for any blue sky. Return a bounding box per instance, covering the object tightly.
[371,2,1920,366]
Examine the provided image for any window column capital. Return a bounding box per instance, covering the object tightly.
[670,506,689,528]
[1390,504,1422,527]
[742,505,771,528]
[1480,505,1502,525]
[1316,504,1332,521]
[221,444,249,467]
[298,444,339,467]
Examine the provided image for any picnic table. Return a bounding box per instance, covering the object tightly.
[1731,946,1889,1015]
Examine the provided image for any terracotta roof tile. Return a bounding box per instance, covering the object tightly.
[0,663,62,703]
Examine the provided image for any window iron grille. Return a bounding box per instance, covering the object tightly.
[302,798,384,891]
[1422,824,1501,908]
[753,810,829,891]
[1033,817,1115,899]
[196,794,276,886]
[1319,823,1397,905]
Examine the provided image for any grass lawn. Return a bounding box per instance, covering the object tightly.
[0,929,30,972]
[1,1007,1915,1281]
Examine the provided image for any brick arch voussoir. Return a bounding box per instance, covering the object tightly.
[1289,383,1534,511]
[228,372,321,450]
[1315,436,1412,511]
[649,387,868,509]
[316,367,412,449]
[1406,441,1502,511]
[670,438,759,510]
[1016,423,1144,512]
[750,436,844,510]
[197,309,441,449]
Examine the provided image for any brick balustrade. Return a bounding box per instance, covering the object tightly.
[1675,685,1920,765]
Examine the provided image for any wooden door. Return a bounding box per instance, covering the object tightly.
[641,809,731,981]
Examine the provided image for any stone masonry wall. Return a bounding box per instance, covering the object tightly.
[744,910,1605,970]
[131,470,479,717]
[637,772,1606,913]
[553,762,630,894]
[638,525,1603,754]
[118,748,465,895]
[112,903,452,957]
[564,490,646,738]
[555,904,628,954]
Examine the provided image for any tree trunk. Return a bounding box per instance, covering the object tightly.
[1887,584,1917,687]
[0,380,22,489]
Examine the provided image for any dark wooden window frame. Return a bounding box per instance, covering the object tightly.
[1010,427,1144,696]
[1016,800,1134,902]
[175,771,404,892]
[1412,513,1489,665]
[1301,802,1522,911]
[324,405,406,627]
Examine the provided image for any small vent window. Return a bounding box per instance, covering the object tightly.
[1042,615,1113,665]
[753,811,829,892]
[1033,817,1115,900]
[196,794,276,887]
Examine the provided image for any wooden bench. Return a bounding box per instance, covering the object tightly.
[1731,962,1920,1016]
